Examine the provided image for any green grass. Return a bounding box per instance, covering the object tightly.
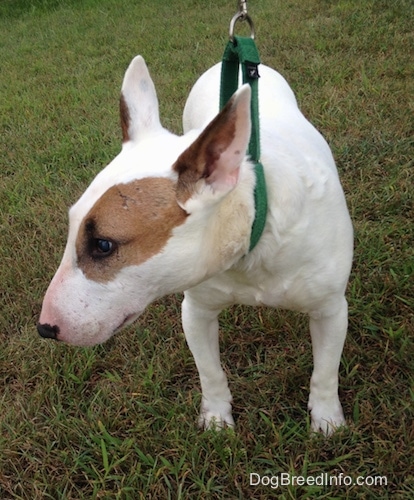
[1,0,413,497]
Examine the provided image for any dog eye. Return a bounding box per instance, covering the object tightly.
[94,239,115,257]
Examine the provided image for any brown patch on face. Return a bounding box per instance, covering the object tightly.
[173,95,237,204]
[76,177,187,282]
[120,92,130,143]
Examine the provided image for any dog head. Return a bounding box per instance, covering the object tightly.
[37,56,252,346]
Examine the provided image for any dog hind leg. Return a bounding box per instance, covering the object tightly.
[308,295,348,435]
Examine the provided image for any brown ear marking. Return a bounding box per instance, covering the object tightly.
[120,93,130,143]
[173,96,238,203]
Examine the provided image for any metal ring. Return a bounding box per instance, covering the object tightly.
[229,12,255,42]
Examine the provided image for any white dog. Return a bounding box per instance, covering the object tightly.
[38,55,353,435]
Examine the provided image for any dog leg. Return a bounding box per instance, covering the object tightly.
[181,294,234,429]
[308,296,348,435]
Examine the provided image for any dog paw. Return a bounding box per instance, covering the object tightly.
[311,416,346,436]
[308,398,346,436]
[198,400,235,430]
[310,406,346,436]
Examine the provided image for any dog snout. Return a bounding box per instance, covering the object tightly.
[37,322,60,340]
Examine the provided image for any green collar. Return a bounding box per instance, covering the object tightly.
[220,36,268,252]
[249,161,267,251]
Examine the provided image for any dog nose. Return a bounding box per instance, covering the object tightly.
[37,323,60,340]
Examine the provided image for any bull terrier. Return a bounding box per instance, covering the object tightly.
[37,55,353,435]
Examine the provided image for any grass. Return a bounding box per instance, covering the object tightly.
[0,0,413,497]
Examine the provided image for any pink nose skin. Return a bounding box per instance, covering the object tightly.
[37,322,60,340]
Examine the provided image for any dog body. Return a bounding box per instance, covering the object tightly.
[38,56,353,435]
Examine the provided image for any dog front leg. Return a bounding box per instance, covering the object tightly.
[181,294,234,429]
[308,296,348,435]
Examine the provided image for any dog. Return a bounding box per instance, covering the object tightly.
[38,55,353,435]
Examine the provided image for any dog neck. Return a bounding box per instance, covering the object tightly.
[199,160,257,273]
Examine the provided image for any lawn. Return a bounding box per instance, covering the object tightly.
[0,0,413,498]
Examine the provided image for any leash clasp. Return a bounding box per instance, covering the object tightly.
[229,0,255,42]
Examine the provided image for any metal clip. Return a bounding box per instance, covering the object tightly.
[239,0,248,18]
[229,0,255,42]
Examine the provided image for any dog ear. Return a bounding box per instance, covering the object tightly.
[120,56,162,147]
[174,84,251,209]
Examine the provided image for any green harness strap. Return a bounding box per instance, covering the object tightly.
[220,35,267,252]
